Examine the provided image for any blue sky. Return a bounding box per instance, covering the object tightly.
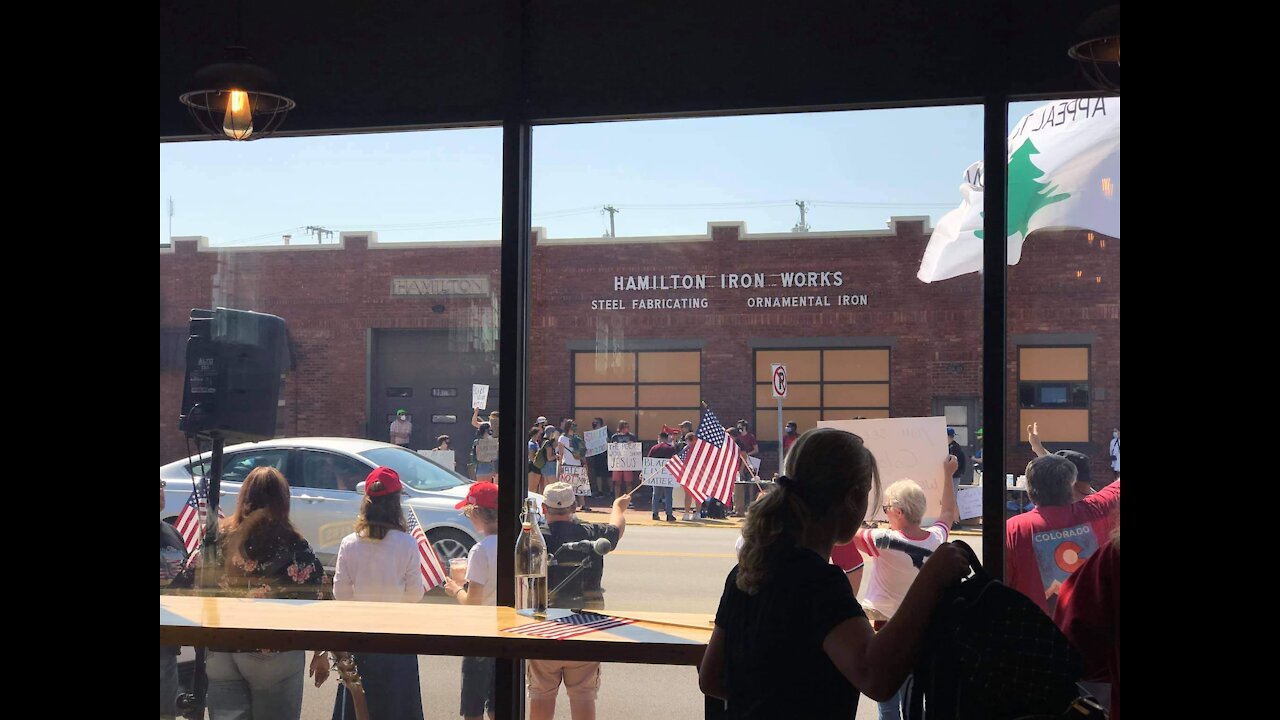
[160,103,1043,246]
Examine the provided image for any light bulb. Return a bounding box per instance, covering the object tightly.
[222,90,253,140]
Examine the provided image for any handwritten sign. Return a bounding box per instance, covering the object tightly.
[607,442,643,471]
[584,427,608,457]
[475,437,499,463]
[559,465,591,496]
[471,384,489,410]
[642,457,678,487]
[817,416,948,523]
[419,449,456,471]
[747,456,762,474]
[957,486,983,520]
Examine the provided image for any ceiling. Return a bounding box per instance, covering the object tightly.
[160,0,1116,138]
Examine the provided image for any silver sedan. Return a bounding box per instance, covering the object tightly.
[160,436,541,568]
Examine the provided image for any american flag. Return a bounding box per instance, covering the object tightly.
[664,406,739,506]
[406,506,449,590]
[502,612,636,640]
[174,477,224,554]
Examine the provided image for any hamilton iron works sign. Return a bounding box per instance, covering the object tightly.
[590,271,869,311]
[392,276,490,297]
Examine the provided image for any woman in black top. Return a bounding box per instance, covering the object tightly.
[698,428,969,719]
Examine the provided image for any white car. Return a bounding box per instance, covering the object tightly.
[160,436,541,569]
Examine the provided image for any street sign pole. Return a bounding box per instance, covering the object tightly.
[776,397,784,475]
[771,363,788,477]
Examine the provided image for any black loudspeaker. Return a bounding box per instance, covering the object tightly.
[179,308,289,442]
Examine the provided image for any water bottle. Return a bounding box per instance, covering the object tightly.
[515,497,548,617]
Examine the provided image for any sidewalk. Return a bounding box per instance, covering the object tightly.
[574,503,745,529]
[581,502,984,535]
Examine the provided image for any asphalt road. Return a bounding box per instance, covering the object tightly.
[286,523,984,720]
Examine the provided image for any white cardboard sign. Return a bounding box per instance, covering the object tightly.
[471,384,489,410]
[475,437,499,463]
[642,457,678,487]
[418,449,456,471]
[816,416,949,523]
[956,486,983,520]
[584,427,608,457]
[559,465,591,496]
[607,442,643,471]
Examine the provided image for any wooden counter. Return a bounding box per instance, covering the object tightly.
[160,596,713,666]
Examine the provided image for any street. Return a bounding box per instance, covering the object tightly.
[290,522,983,720]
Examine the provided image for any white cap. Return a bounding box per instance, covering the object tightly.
[536,416,548,424]
[543,482,575,509]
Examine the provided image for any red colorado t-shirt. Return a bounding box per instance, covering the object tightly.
[1005,480,1119,616]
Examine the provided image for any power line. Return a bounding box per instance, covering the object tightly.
[206,198,955,246]
[811,200,955,209]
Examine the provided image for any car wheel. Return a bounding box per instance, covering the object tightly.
[426,528,474,564]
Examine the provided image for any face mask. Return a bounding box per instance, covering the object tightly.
[1113,431,1119,439]
[398,416,406,421]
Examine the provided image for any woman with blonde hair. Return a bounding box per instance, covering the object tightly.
[852,457,960,719]
[170,466,330,720]
[329,466,425,720]
[698,429,969,719]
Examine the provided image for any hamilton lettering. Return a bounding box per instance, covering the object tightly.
[614,274,708,291]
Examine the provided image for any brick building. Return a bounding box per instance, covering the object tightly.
[160,217,1119,481]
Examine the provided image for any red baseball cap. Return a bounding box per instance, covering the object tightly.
[365,467,403,496]
[456,481,499,510]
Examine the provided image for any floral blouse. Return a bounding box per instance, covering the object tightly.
[170,530,329,601]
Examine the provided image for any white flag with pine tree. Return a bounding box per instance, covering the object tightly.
[917,97,1119,283]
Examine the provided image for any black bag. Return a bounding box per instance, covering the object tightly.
[904,541,1084,720]
[700,498,727,519]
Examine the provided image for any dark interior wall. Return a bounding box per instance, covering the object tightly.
[160,0,1113,138]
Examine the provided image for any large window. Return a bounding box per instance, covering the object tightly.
[160,127,504,720]
[1018,346,1091,442]
[531,105,984,719]
[573,350,701,439]
[753,348,891,444]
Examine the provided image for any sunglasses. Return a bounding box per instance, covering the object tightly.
[881,504,893,514]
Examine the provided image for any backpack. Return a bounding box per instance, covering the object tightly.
[903,541,1084,720]
[700,498,727,519]
[532,438,555,469]
[561,433,584,461]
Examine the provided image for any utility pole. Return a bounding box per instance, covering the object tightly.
[603,205,619,238]
[305,225,335,244]
[792,200,810,233]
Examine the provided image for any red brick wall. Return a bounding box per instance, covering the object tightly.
[160,222,1119,485]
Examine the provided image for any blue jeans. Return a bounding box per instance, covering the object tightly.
[160,647,179,719]
[651,486,674,516]
[206,650,305,720]
[877,676,908,720]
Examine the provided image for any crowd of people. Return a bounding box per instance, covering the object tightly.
[710,422,1120,719]
[163,416,1120,719]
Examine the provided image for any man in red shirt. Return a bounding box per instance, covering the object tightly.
[780,421,799,459]
[1054,529,1120,719]
[1005,453,1119,616]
